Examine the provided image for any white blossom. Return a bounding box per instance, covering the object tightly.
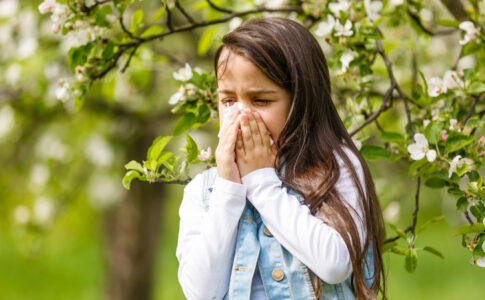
[55,79,72,102]
[383,201,400,223]
[173,63,193,81]
[364,0,382,22]
[328,0,351,16]
[169,86,186,105]
[407,133,437,162]
[0,105,15,140]
[476,256,485,267]
[448,155,474,178]
[38,0,56,14]
[0,0,18,18]
[198,146,212,161]
[449,118,461,132]
[459,21,479,45]
[423,119,430,127]
[14,205,30,225]
[334,19,353,37]
[229,17,242,31]
[33,197,54,224]
[443,70,464,90]
[339,50,356,74]
[85,135,114,167]
[51,23,60,33]
[315,15,336,37]
[427,77,447,97]
[29,164,50,190]
[482,240,485,253]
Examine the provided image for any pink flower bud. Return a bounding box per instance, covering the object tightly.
[480,151,485,157]
[75,66,85,74]
[51,23,60,33]
[440,132,448,141]
[38,2,52,14]
[458,69,464,77]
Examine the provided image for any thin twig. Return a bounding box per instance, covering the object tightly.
[165,1,175,32]
[461,92,483,129]
[406,8,458,36]
[121,45,139,73]
[206,0,233,14]
[175,0,196,24]
[154,178,192,185]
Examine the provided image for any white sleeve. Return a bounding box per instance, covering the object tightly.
[241,149,366,285]
[176,172,247,300]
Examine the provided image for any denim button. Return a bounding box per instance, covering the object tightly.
[263,226,273,237]
[272,269,285,281]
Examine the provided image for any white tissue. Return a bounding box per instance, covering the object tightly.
[217,102,274,146]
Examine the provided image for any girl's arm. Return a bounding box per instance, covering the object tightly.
[241,148,367,285]
[176,172,247,300]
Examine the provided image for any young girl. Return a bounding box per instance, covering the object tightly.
[176,17,386,300]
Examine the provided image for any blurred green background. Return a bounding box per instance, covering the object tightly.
[1,0,484,299]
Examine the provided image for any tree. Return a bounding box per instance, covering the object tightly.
[1,0,484,299]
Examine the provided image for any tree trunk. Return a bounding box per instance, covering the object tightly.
[104,131,166,300]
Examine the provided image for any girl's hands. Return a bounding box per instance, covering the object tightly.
[236,109,277,178]
[215,108,243,184]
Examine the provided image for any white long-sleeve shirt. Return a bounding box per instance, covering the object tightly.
[176,146,367,300]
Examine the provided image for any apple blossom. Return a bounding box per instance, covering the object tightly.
[198,147,212,161]
[407,133,437,162]
[449,118,461,132]
[173,63,193,81]
[13,205,30,225]
[315,14,335,37]
[428,77,447,97]
[364,0,382,22]
[51,23,60,33]
[169,86,186,105]
[328,0,351,16]
[334,19,353,37]
[38,0,55,14]
[476,256,485,267]
[423,119,430,127]
[448,155,474,178]
[339,50,356,74]
[443,70,464,90]
[440,130,448,141]
[459,21,479,45]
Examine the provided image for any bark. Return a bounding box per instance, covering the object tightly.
[104,130,166,300]
[440,0,470,21]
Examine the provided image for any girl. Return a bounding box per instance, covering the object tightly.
[176,17,386,300]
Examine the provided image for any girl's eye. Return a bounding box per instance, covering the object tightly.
[221,98,234,105]
[255,99,270,104]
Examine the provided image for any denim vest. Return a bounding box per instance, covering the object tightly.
[202,167,375,300]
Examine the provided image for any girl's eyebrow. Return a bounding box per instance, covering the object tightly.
[217,88,278,94]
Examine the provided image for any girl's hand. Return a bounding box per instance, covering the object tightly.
[236,109,277,178]
[215,108,243,184]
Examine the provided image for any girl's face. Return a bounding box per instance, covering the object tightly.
[217,48,291,142]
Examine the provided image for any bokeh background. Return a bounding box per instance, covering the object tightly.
[0,0,484,299]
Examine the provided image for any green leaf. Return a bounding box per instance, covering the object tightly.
[67,42,94,73]
[102,41,116,60]
[468,170,479,182]
[408,159,427,175]
[141,25,164,38]
[198,26,217,57]
[418,70,428,95]
[405,249,418,273]
[423,246,444,259]
[173,113,199,136]
[181,134,199,164]
[447,187,463,198]
[130,9,144,34]
[424,177,447,189]
[456,196,469,212]
[360,145,390,161]
[382,241,397,253]
[152,6,166,21]
[390,247,408,256]
[461,42,482,57]
[124,160,144,174]
[380,132,405,143]
[122,170,142,190]
[453,223,485,236]
[468,82,485,94]
[416,215,444,234]
[147,136,173,162]
[389,223,407,240]
[158,152,175,171]
[436,19,460,27]
[424,121,443,144]
[445,134,474,153]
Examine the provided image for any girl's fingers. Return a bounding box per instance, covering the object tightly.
[240,112,254,149]
[236,128,245,156]
[248,111,264,147]
[220,109,241,139]
[253,111,270,148]
[223,120,239,151]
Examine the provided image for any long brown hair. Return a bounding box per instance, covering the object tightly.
[214,17,387,300]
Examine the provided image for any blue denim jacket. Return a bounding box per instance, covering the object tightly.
[202,167,374,300]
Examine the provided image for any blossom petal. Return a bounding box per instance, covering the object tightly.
[414,133,428,147]
[426,150,437,162]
